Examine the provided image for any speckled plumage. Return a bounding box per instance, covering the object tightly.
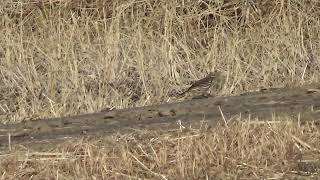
[178,71,224,99]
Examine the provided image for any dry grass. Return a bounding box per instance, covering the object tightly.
[1,119,320,179]
[1,0,319,121]
[1,0,320,178]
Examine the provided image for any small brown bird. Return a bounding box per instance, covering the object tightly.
[178,71,223,99]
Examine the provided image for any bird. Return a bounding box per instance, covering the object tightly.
[177,71,223,99]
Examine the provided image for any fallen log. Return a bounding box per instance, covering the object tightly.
[1,86,320,148]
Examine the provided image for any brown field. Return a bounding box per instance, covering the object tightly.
[0,0,320,179]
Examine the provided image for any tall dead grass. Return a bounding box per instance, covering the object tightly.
[0,0,320,178]
[1,0,319,122]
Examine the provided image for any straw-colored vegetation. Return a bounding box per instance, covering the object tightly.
[0,0,319,179]
[1,120,320,179]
